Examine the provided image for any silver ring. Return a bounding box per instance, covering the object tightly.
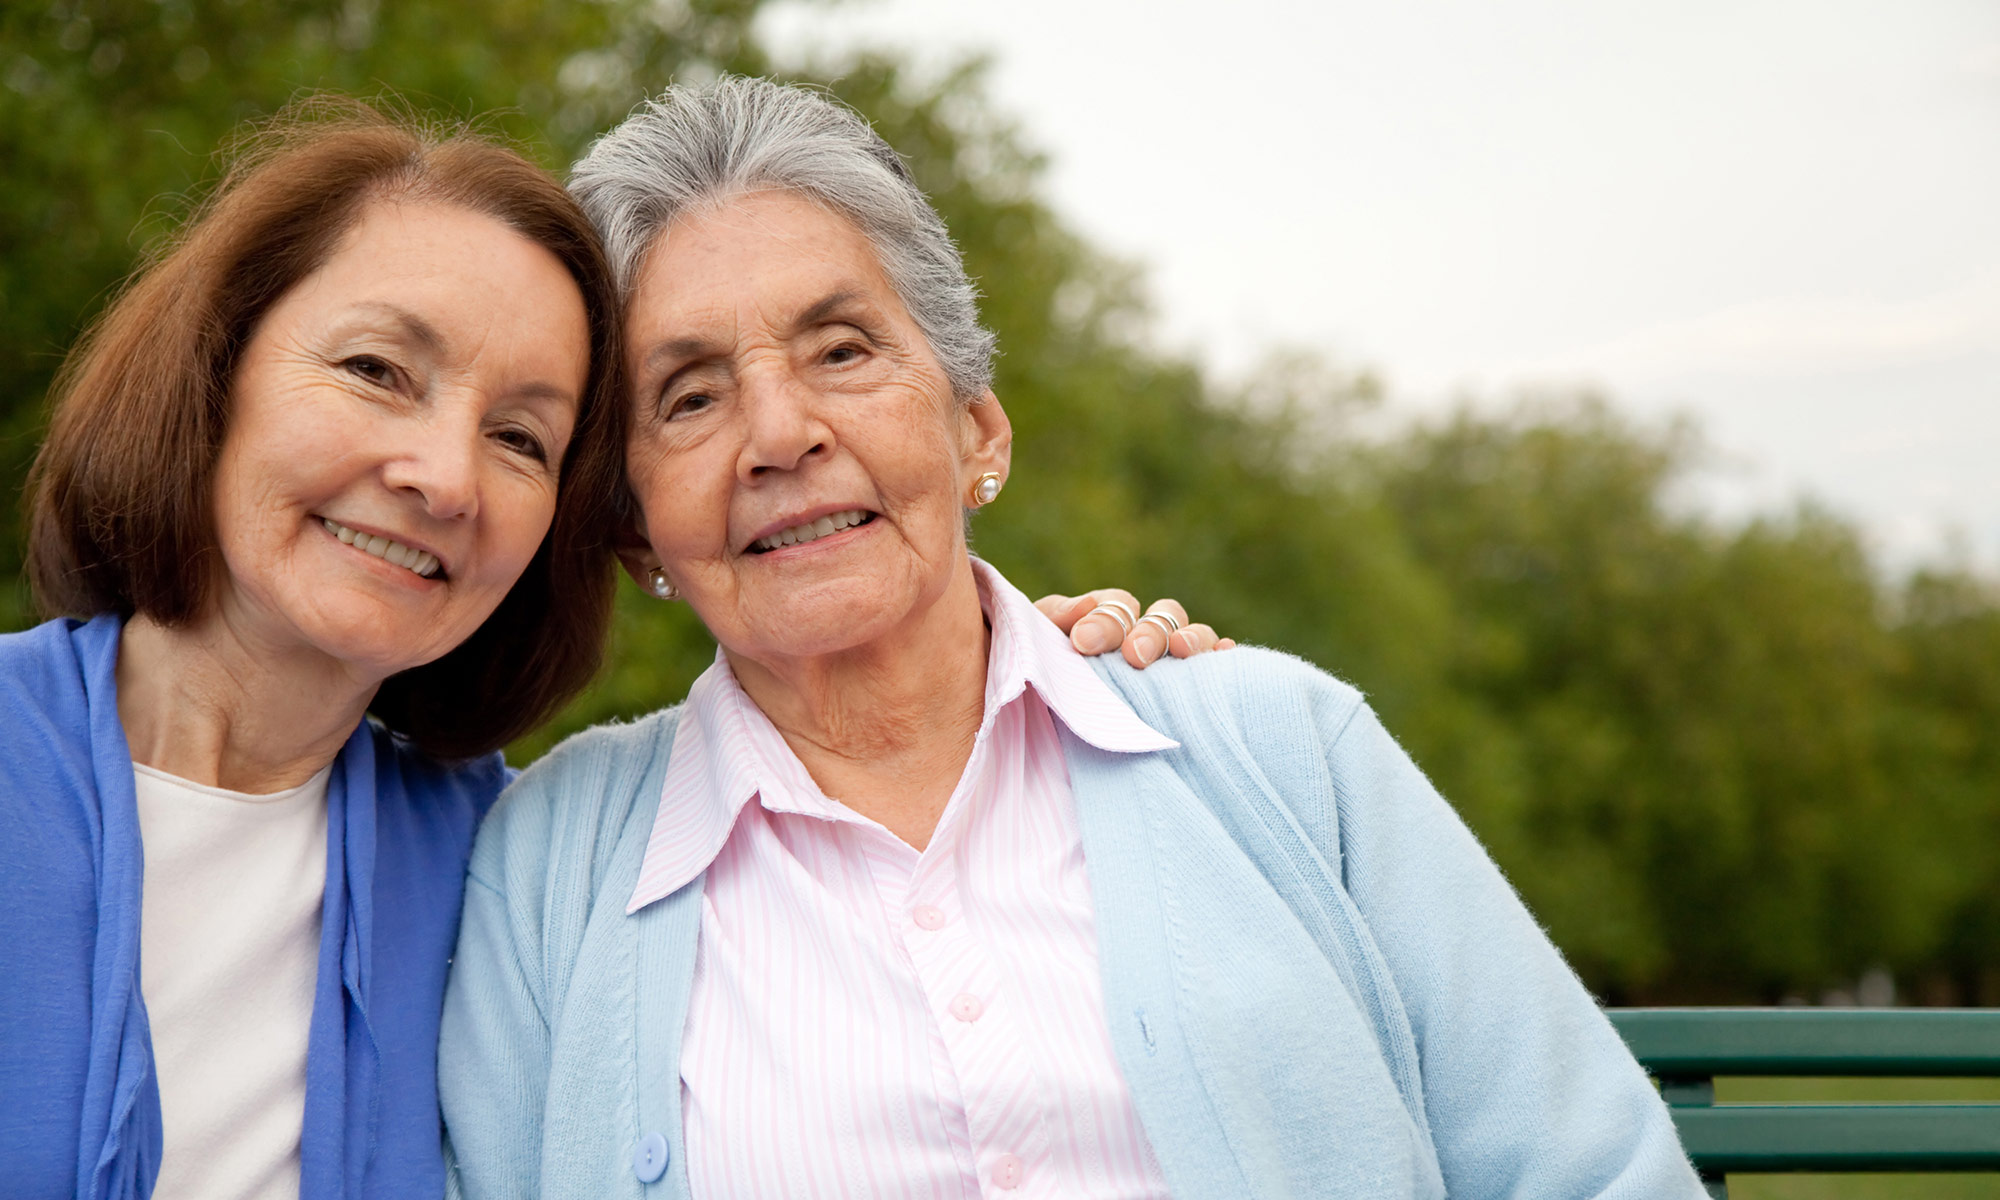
[1088,600,1137,634]
[1138,611,1181,637]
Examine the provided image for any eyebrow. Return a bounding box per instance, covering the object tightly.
[794,289,864,331]
[512,380,580,407]
[638,287,873,384]
[349,301,446,354]
[642,335,720,379]
[349,301,577,406]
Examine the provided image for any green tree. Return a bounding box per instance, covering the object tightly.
[1895,569,2000,1002]
[0,0,771,614]
[6,1,1998,1004]
[1374,400,2000,1001]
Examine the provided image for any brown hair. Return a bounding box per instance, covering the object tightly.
[25,96,627,759]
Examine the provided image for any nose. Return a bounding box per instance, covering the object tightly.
[381,398,480,520]
[736,362,829,483]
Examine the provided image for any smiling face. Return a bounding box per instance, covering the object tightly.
[621,189,1010,666]
[208,199,589,680]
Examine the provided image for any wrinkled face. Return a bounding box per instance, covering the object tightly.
[210,199,588,680]
[622,189,1009,664]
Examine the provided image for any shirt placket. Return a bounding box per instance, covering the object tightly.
[896,748,1058,1198]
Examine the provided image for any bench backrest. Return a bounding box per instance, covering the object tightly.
[1608,1008,2000,1198]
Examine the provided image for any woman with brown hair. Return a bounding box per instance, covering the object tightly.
[0,98,1199,1200]
[0,99,627,1200]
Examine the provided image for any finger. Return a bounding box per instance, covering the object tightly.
[1124,605,1186,669]
[1122,597,1190,668]
[1093,588,1142,622]
[1217,637,1237,650]
[1144,597,1190,629]
[1073,589,1141,655]
[1034,593,1091,632]
[1169,622,1220,657]
[1123,616,1170,668]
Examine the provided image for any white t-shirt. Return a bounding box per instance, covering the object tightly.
[134,761,331,1200]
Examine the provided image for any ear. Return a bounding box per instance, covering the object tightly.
[957,390,1013,497]
[613,504,661,592]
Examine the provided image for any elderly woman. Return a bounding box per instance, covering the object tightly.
[0,98,1181,1200]
[439,77,1704,1199]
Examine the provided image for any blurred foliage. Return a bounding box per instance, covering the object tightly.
[5,0,1998,1006]
[0,0,771,615]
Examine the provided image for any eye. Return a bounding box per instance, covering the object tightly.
[342,355,398,387]
[665,391,714,421]
[823,343,865,366]
[493,426,548,463]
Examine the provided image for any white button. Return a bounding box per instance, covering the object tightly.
[949,993,985,1022]
[912,904,946,931]
[991,1152,1024,1189]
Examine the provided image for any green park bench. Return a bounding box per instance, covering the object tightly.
[1609,1008,2000,1197]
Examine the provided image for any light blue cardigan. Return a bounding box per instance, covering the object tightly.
[439,647,1702,1198]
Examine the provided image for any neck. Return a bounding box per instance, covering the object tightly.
[116,610,379,794]
[726,558,989,850]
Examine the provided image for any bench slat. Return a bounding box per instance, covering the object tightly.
[1611,1008,2000,1077]
[1669,1104,2000,1172]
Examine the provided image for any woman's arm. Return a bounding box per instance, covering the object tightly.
[440,711,682,1200]
[1306,684,1703,1197]
[438,865,553,1199]
[438,792,560,1192]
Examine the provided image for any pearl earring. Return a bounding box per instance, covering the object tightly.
[646,567,679,600]
[970,472,1004,507]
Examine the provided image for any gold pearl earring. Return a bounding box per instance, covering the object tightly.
[646,567,679,600]
[970,472,1003,507]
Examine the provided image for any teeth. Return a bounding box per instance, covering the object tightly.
[322,518,442,578]
[753,509,871,553]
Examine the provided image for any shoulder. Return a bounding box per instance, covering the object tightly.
[365,724,513,860]
[0,618,107,818]
[1088,643,1369,754]
[1083,646,1391,862]
[0,615,82,659]
[504,706,685,816]
[467,706,684,895]
[372,726,509,801]
[0,616,93,698]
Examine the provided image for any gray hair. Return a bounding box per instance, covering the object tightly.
[569,76,996,401]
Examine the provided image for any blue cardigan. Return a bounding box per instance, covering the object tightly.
[439,646,1703,1198]
[0,614,505,1200]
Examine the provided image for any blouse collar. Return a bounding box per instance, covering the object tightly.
[625,559,1175,913]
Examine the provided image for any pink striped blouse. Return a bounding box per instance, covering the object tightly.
[626,562,1178,1199]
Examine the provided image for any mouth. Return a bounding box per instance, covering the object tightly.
[320,517,447,580]
[747,508,877,554]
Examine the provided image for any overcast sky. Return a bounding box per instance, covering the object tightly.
[757,1,2000,572]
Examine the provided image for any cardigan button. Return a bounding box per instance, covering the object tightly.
[633,1131,670,1183]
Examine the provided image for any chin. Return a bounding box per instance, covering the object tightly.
[759,619,886,661]
[318,638,439,680]
[743,588,910,661]
[300,608,460,678]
